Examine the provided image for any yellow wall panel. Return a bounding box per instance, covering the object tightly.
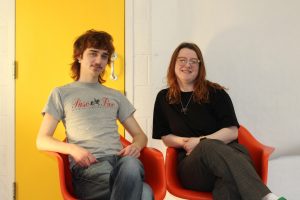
[16,0,124,199]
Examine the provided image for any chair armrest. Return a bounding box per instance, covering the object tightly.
[238,126,274,153]
[238,125,275,183]
[140,147,166,200]
[44,151,77,200]
[119,135,166,200]
[165,147,180,189]
[120,135,131,147]
[260,145,275,183]
[165,147,212,199]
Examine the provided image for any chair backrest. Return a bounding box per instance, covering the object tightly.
[59,153,75,196]
[46,151,78,200]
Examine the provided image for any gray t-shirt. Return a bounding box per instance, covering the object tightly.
[42,81,135,167]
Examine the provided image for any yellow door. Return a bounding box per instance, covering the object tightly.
[16,0,124,199]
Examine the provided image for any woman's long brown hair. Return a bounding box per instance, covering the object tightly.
[167,42,224,104]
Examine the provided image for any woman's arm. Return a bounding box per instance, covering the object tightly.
[36,113,97,167]
[162,126,238,155]
[183,126,238,155]
[205,126,238,144]
[161,134,189,148]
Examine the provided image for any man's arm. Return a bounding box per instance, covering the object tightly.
[119,115,148,158]
[36,113,97,167]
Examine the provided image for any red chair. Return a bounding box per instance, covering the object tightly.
[165,125,275,200]
[46,136,166,200]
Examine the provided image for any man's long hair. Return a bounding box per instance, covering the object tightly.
[70,30,115,83]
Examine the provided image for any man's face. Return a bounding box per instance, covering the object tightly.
[78,48,109,79]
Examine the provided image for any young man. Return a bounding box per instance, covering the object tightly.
[36,30,153,200]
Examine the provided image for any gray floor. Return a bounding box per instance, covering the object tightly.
[268,155,300,200]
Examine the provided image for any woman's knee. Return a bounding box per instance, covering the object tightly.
[191,139,223,155]
[200,139,226,152]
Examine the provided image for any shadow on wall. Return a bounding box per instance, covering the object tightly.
[204,21,300,157]
[150,0,300,157]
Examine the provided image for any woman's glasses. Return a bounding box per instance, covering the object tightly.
[176,57,200,66]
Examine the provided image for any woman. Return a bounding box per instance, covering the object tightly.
[152,42,285,200]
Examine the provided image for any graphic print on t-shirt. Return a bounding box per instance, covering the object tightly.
[72,97,115,111]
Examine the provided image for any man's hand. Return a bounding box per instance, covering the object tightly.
[118,143,142,158]
[70,144,97,167]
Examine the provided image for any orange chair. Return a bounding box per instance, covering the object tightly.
[46,136,166,200]
[165,125,275,200]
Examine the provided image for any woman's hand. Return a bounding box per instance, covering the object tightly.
[183,137,201,155]
[162,134,189,148]
[118,143,142,158]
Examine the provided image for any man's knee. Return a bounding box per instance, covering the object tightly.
[118,156,144,178]
[142,183,154,200]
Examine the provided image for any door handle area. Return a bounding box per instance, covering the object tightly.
[110,52,118,80]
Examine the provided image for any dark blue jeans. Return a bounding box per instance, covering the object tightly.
[72,155,153,200]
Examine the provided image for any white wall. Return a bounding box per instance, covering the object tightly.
[129,0,300,157]
[0,0,298,199]
[127,0,300,199]
[151,0,300,157]
[0,0,15,199]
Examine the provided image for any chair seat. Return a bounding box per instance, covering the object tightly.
[165,125,275,200]
[46,136,166,200]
